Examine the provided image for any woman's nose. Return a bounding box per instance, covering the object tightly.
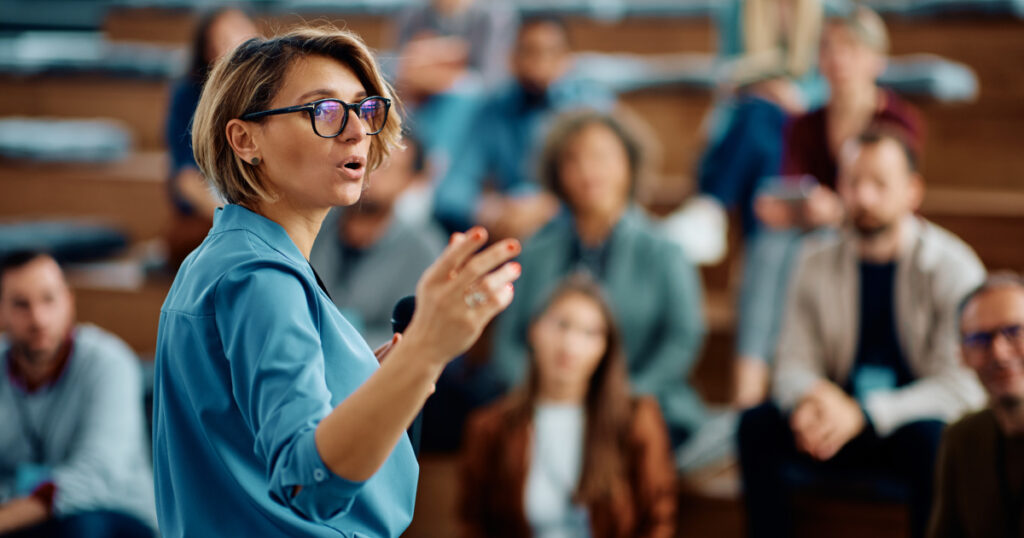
[338,108,366,143]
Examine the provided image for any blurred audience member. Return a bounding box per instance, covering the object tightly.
[461,275,676,538]
[0,251,155,537]
[733,6,924,406]
[164,8,259,267]
[310,137,444,348]
[737,128,985,538]
[772,6,921,212]
[393,0,518,186]
[698,0,825,236]
[433,16,615,239]
[493,110,705,448]
[929,273,1024,538]
[395,0,518,91]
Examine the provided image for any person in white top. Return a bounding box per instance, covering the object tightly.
[460,274,677,538]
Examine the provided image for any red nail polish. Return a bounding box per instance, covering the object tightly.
[471,228,485,240]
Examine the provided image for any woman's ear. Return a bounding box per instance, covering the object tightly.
[907,172,925,213]
[872,55,888,81]
[527,320,541,354]
[225,118,261,165]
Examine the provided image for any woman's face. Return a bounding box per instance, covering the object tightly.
[558,122,631,218]
[204,10,258,65]
[818,23,885,91]
[530,291,608,392]
[250,55,374,210]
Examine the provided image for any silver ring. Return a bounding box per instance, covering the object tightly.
[464,290,487,308]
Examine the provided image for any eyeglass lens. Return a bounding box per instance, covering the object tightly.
[312,98,387,136]
[964,324,1024,350]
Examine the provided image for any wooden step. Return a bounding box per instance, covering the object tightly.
[102,6,717,55]
[0,151,171,241]
[923,187,1024,218]
[22,11,1024,195]
[0,75,171,151]
[404,455,460,538]
[69,271,171,356]
[102,6,200,46]
[921,187,1024,273]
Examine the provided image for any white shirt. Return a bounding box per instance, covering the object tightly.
[524,402,591,538]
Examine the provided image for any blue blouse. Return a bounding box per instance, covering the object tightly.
[152,204,418,537]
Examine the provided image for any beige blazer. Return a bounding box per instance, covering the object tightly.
[773,217,987,436]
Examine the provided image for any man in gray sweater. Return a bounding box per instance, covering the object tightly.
[737,126,986,538]
[0,251,155,537]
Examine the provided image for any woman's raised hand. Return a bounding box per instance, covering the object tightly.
[401,227,522,365]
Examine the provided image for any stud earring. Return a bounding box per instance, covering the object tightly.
[250,157,261,166]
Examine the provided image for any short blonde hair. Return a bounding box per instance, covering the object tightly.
[191,25,402,206]
[829,5,889,54]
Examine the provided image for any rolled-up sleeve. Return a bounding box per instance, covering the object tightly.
[214,263,365,522]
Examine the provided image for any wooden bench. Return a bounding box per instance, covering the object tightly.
[73,280,168,357]
[0,75,171,151]
[102,5,717,54]
[922,187,1024,272]
[68,268,171,356]
[28,8,1024,201]
[888,17,1024,192]
[0,151,171,241]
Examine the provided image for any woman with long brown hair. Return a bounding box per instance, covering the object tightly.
[460,274,676,538]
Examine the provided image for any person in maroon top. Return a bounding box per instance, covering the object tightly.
[780,88,922,192]
[734,6,926,407]
[757,5,925,230]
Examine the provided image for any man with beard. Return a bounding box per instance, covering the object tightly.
[929,273,1024,538]
[736,126,986,538]
[0,251,155,537]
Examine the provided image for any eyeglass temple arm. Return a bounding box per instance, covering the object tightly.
[241,104,313,121]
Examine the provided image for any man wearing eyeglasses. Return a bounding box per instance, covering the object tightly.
[929,273,1024,538]
[737,124,987,538]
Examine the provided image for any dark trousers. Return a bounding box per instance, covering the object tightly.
[0,510,153,538]
[698,95,787,237]
[738,401,944,538]
[421,354,504,453]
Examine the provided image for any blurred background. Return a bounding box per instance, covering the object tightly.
[0,0,1021,536]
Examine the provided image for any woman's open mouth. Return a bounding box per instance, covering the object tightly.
[338,155,366,180]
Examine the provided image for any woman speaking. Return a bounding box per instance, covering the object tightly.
[151,26,521,537]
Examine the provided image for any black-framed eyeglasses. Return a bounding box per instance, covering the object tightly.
[963,324,1024,351]
[240,96,391,138]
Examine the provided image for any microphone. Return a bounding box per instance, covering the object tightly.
[390,295,423,455]
[390,296,416,334]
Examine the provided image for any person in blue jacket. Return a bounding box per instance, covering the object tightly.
[151,26,522,537]
[432,16,615,239]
